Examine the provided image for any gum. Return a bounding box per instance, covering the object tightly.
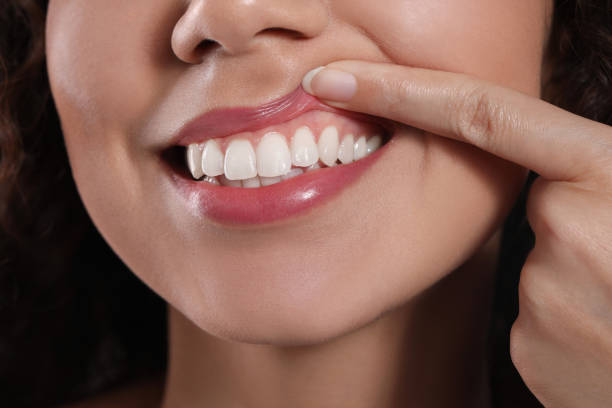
[187,110,385,152]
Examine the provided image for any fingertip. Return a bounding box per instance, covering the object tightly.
[302,66,326,95]
[301,67,357,102]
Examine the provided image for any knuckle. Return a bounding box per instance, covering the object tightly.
[517,255,549,315]
[525,178,561,238]
[380,76,403,106]
[527,180,612,270]
[518,252,570,325]
[509,322,551,405]
[509,317,529,372]
[380,75,415,117]
[452,84,507,149]
[519,249,608,344]
[525,179,575,246]
[509,316,541,384]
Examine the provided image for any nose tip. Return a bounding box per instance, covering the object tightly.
[171,0,328,64]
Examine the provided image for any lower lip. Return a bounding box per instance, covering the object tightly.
[163,137,393,226]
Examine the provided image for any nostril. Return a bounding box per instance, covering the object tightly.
[195,38,219,56]
[257,27,307,40]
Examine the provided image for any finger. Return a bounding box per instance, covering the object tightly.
[302,60,612,183]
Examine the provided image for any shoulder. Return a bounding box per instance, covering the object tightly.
[59,376,165,408]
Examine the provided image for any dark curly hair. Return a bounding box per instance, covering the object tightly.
[0,1,610,407]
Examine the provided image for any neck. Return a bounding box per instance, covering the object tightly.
[160,231,500,408]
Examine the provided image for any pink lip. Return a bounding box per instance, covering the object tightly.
[166,140,391,225]
[164,86,395,226]
[171,87,392,146]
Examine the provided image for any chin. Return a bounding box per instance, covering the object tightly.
[170,262,396,347]
[191,306,387,347]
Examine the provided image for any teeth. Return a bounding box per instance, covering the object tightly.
[186,144,205,179]
[225,139,257,180]
[260,176,282,186]
[291,126,319,167]
[338,134,355,164]
[256,132,292,177]
[318,126,339,167]
[366,135,382,155]
[186,127,386,186]
[242,177,261,188]
[202,140,225,177]
[354,135,367,161]
[219,174,242,187]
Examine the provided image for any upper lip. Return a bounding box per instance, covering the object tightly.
[170,86,393,147]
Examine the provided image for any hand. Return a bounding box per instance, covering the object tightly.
[302,60,612,407]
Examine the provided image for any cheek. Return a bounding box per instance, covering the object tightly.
[45,0,182,215]
[336,0,548,95]
[327,0,542,300]
[45,0,178,145]
[45,0,174,262]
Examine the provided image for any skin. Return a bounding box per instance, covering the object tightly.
[303,60,612,406]
[44,0,612,406]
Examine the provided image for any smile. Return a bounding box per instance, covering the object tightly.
[161,87,395,225]
[184,109,387,187]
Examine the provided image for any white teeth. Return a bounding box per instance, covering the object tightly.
[338,134,355,164]
[256,132,292,177]
[187,127,386,184]
[260,176,282,186]
[219,174,242,187]
[281,168,304,180]
[202,139,225,177]
[366,135,382,155]
[186,144,205,179]
[224,139,257,180]
[318,126,339,167]
[242,177,261,188]
[354,135,367,161]
[291,126,319,167]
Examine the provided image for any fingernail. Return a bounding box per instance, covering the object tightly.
[302,66,357,102]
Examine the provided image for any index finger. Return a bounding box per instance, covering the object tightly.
[302,60,612,183]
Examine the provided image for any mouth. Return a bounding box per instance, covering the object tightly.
[160,87,395,226]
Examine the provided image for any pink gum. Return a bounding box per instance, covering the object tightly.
[189,110,384,152]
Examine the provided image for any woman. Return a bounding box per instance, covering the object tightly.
[1,0,611,407]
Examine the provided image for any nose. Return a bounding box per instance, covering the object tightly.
[171,0,328,63]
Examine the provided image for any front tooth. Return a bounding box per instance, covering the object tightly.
[186,144,204,179]
[338,134,355,164]
[366,135,383,155]
[202,139,224,177]
[291,126,319,167]
[256,132,292,177]
[260,176,282,186]
[318,126,339,167]
[224,139,257,180]
[354,135,367,160]
[242,177,261,188]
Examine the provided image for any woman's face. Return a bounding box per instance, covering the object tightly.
[46,0,551,344]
